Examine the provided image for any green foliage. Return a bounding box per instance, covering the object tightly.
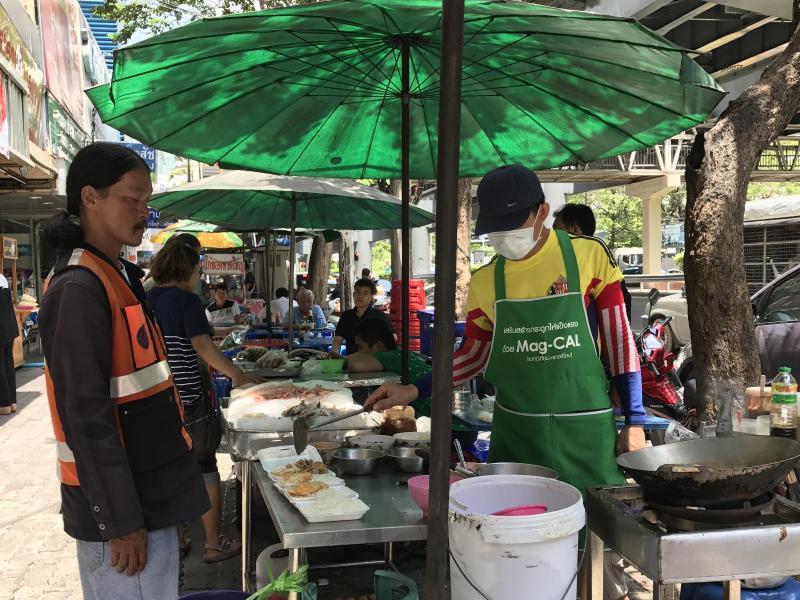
[661,188,686,224]
[371,239,392,277]
[674,251,684,269]
[93,0,314,45]
[246,564,308,600]
[567,188,642,249]
[746,182,800,200]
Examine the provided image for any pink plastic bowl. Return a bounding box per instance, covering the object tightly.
[491,504,548,517]
[408,474,465,517]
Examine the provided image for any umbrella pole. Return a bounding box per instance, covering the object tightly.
[288,194,297,351]
[401,39,411,385]
[424,2,465,599]
[264,227,270,321]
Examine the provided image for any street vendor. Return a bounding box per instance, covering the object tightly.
[330,277,394,357]
[365,164,646,490]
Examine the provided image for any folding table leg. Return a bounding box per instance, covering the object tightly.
[723,580,741,600]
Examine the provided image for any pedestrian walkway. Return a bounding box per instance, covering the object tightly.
[0,366,79,600]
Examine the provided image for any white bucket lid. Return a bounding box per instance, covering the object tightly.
[449,475,585,544]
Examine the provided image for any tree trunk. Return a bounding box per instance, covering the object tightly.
[455,178,472,320]
[307,234,332,307]
[339,231,355,310]
[390,180,403,283]
[684,18,800,420]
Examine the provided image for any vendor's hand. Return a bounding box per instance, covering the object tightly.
[364,383,419,411]
[329,351,342,359]
[109,528,147,576]
[231,371,264,387]
[616,425,646,456]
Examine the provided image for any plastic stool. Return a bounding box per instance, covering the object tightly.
[374,570,418,600]
[681,579,800,600]
[303,582,318,599]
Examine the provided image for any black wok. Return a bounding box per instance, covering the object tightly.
[616,436,800,507]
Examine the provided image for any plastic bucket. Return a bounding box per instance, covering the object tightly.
[449,475,585,600]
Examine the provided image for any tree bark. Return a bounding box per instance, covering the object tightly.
[339,231,355,310]
[454,178,472,320]
[684,20,800,420]
[307,234,332,307]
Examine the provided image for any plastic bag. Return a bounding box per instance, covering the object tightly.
[664,420,700,444]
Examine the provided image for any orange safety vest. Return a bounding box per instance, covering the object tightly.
[44,248,192,487]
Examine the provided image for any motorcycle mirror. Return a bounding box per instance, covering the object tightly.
[648,288,661,306]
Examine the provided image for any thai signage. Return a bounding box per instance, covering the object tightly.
[123,143,158,172]
[204,253,245,276]
[40,0,84,126]
[47,96,89,162]
[0,4,45,145]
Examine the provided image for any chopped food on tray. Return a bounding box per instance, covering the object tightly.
[236,347,268,362]
[282,400,336,419]
[256,350,289,369]
[288,481,329,497]
[276,471,313,485]
[271,459,329,478]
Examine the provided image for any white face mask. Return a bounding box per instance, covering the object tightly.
[488,213,545,260]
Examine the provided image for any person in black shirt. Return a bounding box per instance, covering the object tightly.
[330,277,393,357]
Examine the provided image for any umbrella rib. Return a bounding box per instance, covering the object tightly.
[458,98,513,166]
[283,44,399,174]
[285,30,396,94]
[407,50,437,174]
[362,48,403,179]
[326,19,395,85]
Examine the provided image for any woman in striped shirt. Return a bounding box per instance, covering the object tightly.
[147,241,261,563]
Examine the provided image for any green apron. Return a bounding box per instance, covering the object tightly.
[484,229,624,496]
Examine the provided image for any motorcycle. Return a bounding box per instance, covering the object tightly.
[636,315,699,429]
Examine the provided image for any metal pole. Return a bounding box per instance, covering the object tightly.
[288,194,297,350]
[401,39,411,384]
[424,1,464,598]
[241,461,252,592]
[263,228,270,313]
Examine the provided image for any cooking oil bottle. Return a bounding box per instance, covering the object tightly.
[770,367,798,438]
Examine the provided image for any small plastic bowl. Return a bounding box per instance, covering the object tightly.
[348,434,395,452]
[320,359,345,373]
[407,474,465,517]
[393,432,431,448]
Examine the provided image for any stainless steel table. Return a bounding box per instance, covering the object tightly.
[250,461,427,597]
[293,370,401,387]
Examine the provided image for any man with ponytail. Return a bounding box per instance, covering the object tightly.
[38,143,209,600]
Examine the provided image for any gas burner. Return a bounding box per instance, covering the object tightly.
[646,493,776,531]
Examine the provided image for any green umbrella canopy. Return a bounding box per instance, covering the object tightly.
[149,170,435,230]
[87,0,724,179]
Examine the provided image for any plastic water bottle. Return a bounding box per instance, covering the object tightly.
[770,367,798,438]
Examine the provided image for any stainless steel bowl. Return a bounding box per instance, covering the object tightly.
[332,448,384,475]
[475,462,559,479]
[386,447,429,473]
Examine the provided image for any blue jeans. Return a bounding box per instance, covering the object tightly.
[76,526,179,600]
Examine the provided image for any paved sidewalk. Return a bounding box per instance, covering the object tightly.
[0,366,79,600]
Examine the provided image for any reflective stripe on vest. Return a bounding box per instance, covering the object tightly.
[110,360,171,399]
[44,248,191,487]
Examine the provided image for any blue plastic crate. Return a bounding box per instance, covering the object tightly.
[417,310,465,357]
[681,580,800,600]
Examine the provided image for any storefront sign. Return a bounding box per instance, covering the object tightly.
[0,4,45,145]
[47,96,89,162]
[3,237,18,260]
[40,0,84,126]
[147,208,161,228]
[123,143,158,172]
[204,253,245,276]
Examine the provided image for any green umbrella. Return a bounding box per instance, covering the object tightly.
[150,171,435,230]
[89,0,723,385]
[87,0,723,178]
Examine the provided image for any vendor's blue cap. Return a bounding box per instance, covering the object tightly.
[475,164,545,235]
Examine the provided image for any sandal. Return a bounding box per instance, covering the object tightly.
[179,535,191,560]
[203,535,242,563]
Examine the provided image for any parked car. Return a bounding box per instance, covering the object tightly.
[668,263,800,384]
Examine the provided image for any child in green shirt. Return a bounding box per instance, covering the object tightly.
[345,319,434,416]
